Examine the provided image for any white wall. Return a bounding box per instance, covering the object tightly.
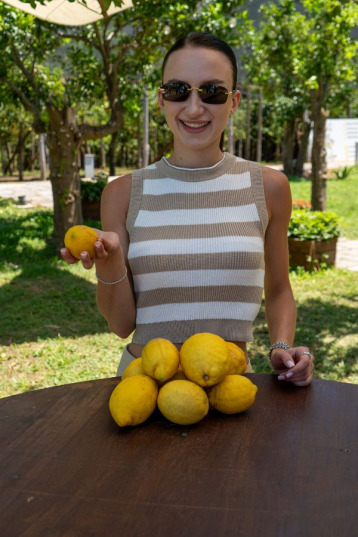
[309,118,358,167]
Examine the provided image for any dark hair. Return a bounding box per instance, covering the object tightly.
[162,32,238,89]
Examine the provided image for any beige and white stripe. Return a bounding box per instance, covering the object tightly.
[127,153,268,345]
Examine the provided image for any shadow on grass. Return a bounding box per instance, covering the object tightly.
[1,263,110,345]
[251,294,358,380]
[294,296,358,379]
[0,200,108,345]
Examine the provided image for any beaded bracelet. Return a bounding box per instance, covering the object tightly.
[269,341,291,360]
[96,267,127,285]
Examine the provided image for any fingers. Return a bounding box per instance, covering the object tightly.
[60,248,79,265]
[271,347,314,386]
[60,246,96,269]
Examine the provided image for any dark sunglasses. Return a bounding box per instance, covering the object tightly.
[160,81,236,104]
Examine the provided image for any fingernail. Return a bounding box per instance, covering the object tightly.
[287,360,295,368]
[95,241,101,248]
[278,375,285,380]
[286,372,294,378]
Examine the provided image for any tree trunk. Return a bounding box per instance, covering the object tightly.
[108,132,117,176]
[18,122,24,181]
[294,118,311,177]
[245,87,251,160]
[38,134,48,181]
[1,145,6,174]
[100,138,106,169]
[5,143,13,174]
[282,119,296,176]
[310,88,329,211]
[47,105,83,251]
[30,130,35,171]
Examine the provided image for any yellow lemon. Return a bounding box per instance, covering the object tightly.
[207,375,258,414]
[121,357,145,379]
[109,374,158,427]
[64,225,98,259]
[169,365,188,381]
[162,365,188,384]
[227,342,247,375]
[179,332,231,387]
[157,380,209,425]
[142,338,180,382]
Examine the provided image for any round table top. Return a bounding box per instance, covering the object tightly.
[0,374,357,537]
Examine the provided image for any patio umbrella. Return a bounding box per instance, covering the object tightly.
[1,0,133,25]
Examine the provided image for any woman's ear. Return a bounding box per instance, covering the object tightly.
[158,89,165,110]
[231,89,241,114]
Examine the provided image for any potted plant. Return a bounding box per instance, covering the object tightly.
[81,170,108,221]
[288,200,341,270]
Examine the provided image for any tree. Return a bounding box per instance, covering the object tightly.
[0,5,124,248]
[245,0,310,176]
[245,0,357,209]
[302,0,357,210]
[1,1,250,249]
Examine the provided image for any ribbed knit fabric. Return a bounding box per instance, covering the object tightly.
[126,152,268,345]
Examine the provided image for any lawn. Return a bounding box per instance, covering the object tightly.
[0,169,357,397]
[289,165,358,239]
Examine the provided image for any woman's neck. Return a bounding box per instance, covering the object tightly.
[163,153,226,171]
[167,147,225,169]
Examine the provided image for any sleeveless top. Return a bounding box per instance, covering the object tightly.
[126,152,268,345]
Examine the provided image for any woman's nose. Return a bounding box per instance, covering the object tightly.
[185,89,205,114]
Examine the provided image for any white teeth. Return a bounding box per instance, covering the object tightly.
[182,121,208,128]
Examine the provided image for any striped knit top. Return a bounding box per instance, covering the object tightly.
[126,152,268,345]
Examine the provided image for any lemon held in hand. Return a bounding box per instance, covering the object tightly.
[109,374,158,427]
[64,225,98,259]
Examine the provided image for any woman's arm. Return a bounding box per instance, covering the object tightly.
[94,174,137,339]
[65,174,137,339]
[262,167,314,386]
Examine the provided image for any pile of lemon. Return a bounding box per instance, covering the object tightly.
[109,332,258,428]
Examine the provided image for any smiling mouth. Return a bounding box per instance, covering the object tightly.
[180,120,210,130]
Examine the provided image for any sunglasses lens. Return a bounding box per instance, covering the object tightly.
[161,83,189,101]
[161,83,231,104]
[200,85,228,104]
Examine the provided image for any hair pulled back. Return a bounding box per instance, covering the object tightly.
[162,32,238,89]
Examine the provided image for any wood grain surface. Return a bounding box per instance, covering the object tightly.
[0,374,357,537]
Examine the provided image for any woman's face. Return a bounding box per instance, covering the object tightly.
[158,46,240,163]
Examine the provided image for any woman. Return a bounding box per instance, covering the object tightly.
[62,32,314,386]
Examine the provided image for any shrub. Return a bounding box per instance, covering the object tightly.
[288,210,341,241]
[80,171,108,202]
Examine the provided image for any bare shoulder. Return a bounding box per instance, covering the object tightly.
[261,166,292,219]
[262,166,290,191]
[102,173,132,206]
[101,173,132,229]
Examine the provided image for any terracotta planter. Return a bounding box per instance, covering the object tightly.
[288,237,338,270]
[81,198,101,221]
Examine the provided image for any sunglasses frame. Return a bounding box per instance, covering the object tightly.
[160,81,236,104]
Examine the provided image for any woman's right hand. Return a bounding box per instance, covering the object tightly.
[61,230,122,270]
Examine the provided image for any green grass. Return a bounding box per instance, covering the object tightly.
[289,165,358,239]
[1,171,357,398]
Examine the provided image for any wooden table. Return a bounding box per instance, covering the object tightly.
[0,374,357,537]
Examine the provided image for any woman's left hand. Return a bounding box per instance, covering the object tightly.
[270,346,314,386]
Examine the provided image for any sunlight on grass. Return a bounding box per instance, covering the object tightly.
[1,194,357,397]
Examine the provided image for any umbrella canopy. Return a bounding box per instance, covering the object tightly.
[1,0,133,25]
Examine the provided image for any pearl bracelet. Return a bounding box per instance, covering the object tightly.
[96,267,127,285]
[269,341,291,359]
